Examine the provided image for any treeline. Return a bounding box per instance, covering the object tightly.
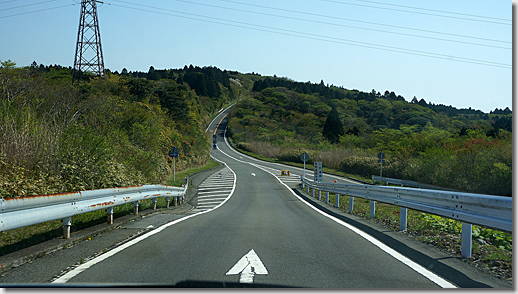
[0,60,237,198]
[251,77,511,132]
[228,82,512,196]
[119,64,233,99]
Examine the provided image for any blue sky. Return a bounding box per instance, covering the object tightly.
[1,0,512,113]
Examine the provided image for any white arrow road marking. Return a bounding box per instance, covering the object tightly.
[251,173,256,176]
[226,249,268,284]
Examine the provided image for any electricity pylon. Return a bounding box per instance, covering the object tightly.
[72,0,105,84]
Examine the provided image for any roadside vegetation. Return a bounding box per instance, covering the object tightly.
[0,59,234,255]
[228,77,512,196]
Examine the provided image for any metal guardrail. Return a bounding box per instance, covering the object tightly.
[0,184,188,238]
[372,175,457,191]
[301,176,512,258]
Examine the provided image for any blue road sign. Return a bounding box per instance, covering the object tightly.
[169,147,179,158]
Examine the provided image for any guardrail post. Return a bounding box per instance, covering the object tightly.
[325,192,329,204]
[370,201,376,219]
[152,198,158,210]
[349,196,354,212]
[107,207,114,225]
[133,201,139,215]
[63,217,71,239]
[166,197,170,208]
[312,189,315,198]
[461,223,472,258]
[174,197,178,207]
[335,194,340,208]
[318,190,322,201]
[399,207,407,231]
[306,186,309,194]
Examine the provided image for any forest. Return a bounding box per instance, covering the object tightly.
[228,76,512,196]
[0,60,238,199]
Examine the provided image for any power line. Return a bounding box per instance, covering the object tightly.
[219,0,510,45]
[0,0,58,12]
[108,1,511,69]
[171,0,510,50]
[0,3,75,18]
[321,0,511,26]
[356,0,511,22]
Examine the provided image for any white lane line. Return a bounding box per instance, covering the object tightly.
[197,201,222,205]
[52,156,237,284]
[217,133,456,289]
[201,180,234,185]
[197,205,218,209]
[198,190,233,195]
[198,195,229,198]
[199,183,235,187]
[198,185,232,191]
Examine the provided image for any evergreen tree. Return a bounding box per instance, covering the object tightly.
[322,108,344,144]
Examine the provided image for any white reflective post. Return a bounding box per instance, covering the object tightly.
[63,217,72,239]
[400,207,407,231]
[325,192,329,204]
[370,201,376,219]
[462,223,472,258]
[107,207,114,225]
[335,194,340,208]
[133,201,139,215]
[349,196,354,212]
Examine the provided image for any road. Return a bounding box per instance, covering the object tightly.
[0,106,510,288]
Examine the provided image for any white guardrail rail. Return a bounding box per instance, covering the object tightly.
[0,184,187,239]
[300,177,512,258]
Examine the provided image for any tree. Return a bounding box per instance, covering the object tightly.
[147,66,158,80]
[322,108,344,144]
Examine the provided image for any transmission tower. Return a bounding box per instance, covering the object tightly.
[72,0,105,84]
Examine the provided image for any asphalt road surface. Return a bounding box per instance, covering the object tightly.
[0,105,510,288]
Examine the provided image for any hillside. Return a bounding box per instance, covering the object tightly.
[0,61,240,198]
[226,75,512,196]
[0,61,511,197]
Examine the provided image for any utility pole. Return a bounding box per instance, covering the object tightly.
[72,0,105,85]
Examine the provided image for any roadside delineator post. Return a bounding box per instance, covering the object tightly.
[349,196,354,212]
[107,207,114,225]
[63,217,72,239]
[400,207,407,231]
[133,201,139,215]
